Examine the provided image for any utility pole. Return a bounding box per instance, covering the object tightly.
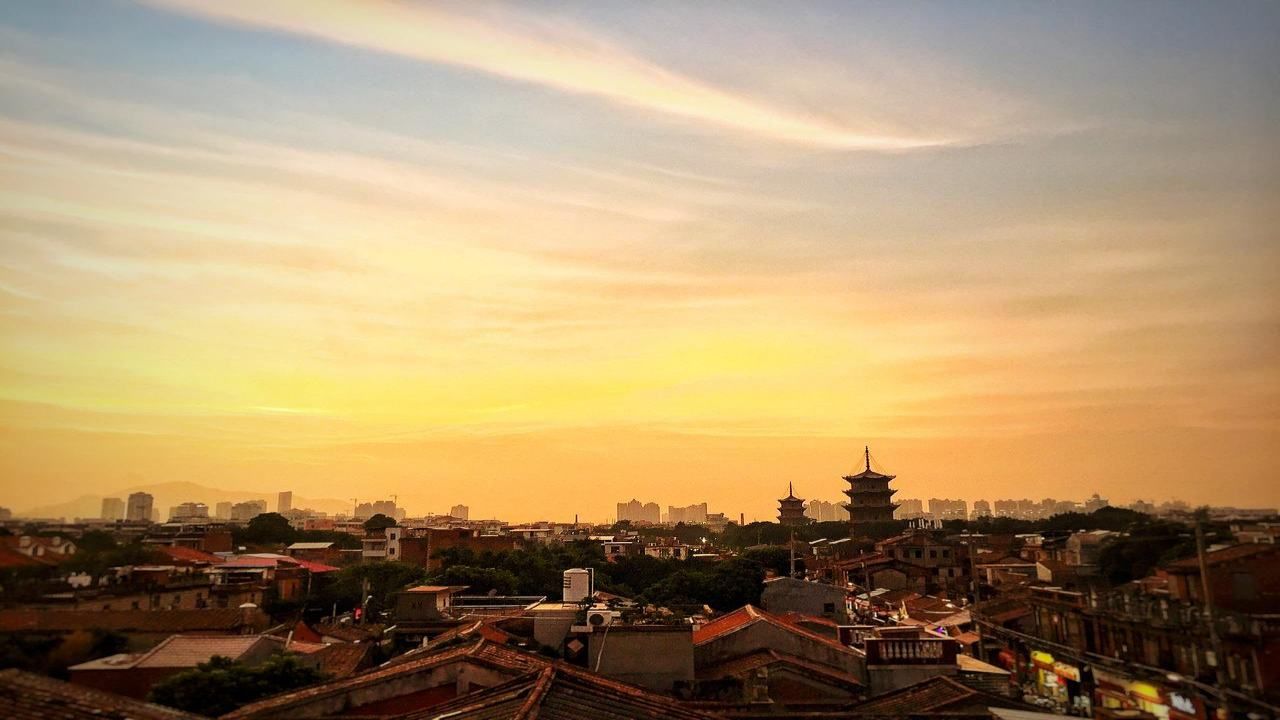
[1194,508,1231,720]
[789,529,797,578]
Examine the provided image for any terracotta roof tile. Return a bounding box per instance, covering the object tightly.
[0,668,206,720]
[1167,543,1278,570]
[403,662,720,720]
[849,676,979,714]
[223,638,546,719]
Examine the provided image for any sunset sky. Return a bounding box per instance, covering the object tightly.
[2,1,1278,521]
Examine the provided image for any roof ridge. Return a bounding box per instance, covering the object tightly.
[512,665,556,720]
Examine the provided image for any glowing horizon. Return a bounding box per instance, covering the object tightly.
[1,2,1277,521]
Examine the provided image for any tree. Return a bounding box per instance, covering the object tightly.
[149,654,324,716]
[433,565,519,595]
[363,513,397,533]
[314,561,428,616]
[237,513,295,545]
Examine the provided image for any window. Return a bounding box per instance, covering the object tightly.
[389,547,396,556]
[823,602,836,615]
[930,550,937,559]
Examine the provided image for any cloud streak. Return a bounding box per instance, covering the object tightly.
[143,0,951,150]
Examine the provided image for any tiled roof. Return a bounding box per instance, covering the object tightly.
[0,546,48,568]
[136,634,276,668]
[848,676,981,714]
[311,642,373,678]
[402,662,720,720]
[693,605,854,653]
[696,649,863,689]
[1167,543,1278,570]
[286,542,334,550]
[157,546,223,565]
[0,668,205,720]
[0,608,257,633]
[223,639,546,719]
[314,621,382,642]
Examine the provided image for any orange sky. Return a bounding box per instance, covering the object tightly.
[1,2,1277,520]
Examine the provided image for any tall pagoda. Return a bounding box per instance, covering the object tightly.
[843,446,899,526]
[777,483,810,526]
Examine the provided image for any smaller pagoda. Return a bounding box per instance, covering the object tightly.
[778,483,811,526]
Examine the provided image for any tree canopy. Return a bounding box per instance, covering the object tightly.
[149,654,324,716]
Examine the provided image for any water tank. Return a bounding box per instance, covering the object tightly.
[563,568,593,603]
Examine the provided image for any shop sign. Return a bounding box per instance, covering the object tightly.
[1031,650,1055,670]
[1169,692,1196,716]
[1053,661,1082,682]
[1094,668,1130,691]
[1129,681,1164,704]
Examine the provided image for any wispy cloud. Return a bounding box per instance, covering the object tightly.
[142,0,952,151]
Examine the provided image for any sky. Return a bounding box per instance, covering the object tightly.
[1,1,1278,522]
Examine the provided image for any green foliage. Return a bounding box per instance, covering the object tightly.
[75,530,119,554]
[62,540,165,582]
[740,545,802,577]
[639,557,765,610]
[1097,521,1194,584]
[314,561,429,616]
[236,512,295,546]
[363,513,397,532]
[149,653,325,716]
[433,565,519,595]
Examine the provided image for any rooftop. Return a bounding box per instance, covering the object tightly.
[0,668,204,720]
[400,662,720,720]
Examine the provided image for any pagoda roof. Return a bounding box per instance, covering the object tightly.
[844,468,895,480]
[778,482,804,502]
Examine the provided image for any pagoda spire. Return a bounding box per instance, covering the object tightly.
[789,481,794,498]
[865,445,871,472]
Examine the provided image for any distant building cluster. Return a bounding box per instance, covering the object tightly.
[804,499,844,522]
[616,499,661,525]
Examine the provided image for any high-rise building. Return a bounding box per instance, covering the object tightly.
[972,499,992,519]
[126,492,153,522]
[928,498,969,521]
[229,499,267,521]
[895,498,925,520]
[354,500,397,520]
[169,502,209,520]
[777,484,810,526]
[843,446,899,526]
[278,491,293,514]
[100,497,125,521]
[450,504,470,521]
[616,499,661,525]
[215,501,232,520]
[666,503,708,525]
[804,500,843,522]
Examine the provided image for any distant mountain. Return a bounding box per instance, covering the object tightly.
[17,481,354,520]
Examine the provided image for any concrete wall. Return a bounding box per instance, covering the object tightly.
[760,579,850,623]
[867,664,956,696]
[588,626,694,692]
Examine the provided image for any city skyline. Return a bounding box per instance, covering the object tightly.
[2,2,1278,521]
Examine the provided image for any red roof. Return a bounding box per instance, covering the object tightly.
[157,546,223,565]
[0,547,46,569]
[693,605,854,653]
[0,668,203,720]
[1167,543,1278,571]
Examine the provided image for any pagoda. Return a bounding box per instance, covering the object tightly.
[843,446,899,526]
[777,483,810,526]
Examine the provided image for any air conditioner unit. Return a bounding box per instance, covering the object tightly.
[585,609,617,630]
